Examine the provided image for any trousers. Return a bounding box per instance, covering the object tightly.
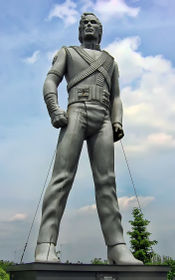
[37,102,125,246]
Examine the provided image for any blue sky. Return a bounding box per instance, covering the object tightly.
[0,0,175,263]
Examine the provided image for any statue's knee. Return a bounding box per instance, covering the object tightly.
[95,173,115,188]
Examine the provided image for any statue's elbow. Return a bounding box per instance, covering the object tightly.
[43,76,57,97]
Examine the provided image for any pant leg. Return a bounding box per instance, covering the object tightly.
[37,104,86,244]
[87,114,125,246]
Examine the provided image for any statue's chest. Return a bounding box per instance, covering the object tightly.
[66,48,102,77]
[82,48,101,60]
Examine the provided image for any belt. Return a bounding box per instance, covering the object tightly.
[68,85,110,108]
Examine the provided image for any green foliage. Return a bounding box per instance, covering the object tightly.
[166,260,175,280]
[148,254,175,280]
[91,258,108,264]
[0,260,15,280]
[0,260,14,272]
[127,207,158,264]
[0,267,9,280]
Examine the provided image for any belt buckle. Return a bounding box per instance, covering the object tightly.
[78,88,89,99]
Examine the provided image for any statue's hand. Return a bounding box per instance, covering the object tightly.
[113,122,124,141]
[51,108,68,128]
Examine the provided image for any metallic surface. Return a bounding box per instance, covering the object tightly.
[36,13,139,264]
[37,102,124,246]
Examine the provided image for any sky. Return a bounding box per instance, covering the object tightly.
[0,0,175,264]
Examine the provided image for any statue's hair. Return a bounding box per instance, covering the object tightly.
[79,13,102,44]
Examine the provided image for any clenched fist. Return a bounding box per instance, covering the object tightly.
[51,108,68,128]
[113,122,124,142]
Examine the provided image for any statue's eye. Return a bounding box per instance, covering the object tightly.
[84,20,89,24]
[91,20,97,24]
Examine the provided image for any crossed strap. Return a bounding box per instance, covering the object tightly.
[66,46,114,91]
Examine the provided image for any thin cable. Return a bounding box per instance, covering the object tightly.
[120,140,156,256]
[120,140,143,214]
[20,148,57,263]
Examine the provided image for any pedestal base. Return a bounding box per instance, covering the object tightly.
[8,262,169,280]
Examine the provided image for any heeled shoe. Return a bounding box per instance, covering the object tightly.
[108,243,143,265]
[35,243,59,262]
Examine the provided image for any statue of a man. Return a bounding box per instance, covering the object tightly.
[35,12,142,265]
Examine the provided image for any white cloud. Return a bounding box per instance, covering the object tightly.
[147,133,175,146]
[23,50,40,64]
[9,213,27,222]
[48,0,79,26]
[106,37,143,84]
[80,0,94,12]
[106,37,175,153]
[126,132,175,153]
[71,195,154,215]
[92,0,140,20]
[48,0,139,25]
[76,204,96,215]
[118,196,155,210]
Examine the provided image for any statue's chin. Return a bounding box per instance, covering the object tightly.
[83,33,97,41]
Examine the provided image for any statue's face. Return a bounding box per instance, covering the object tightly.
[81,15,100,42]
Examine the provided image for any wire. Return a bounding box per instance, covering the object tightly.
[119,140,156,255]
[120,140,143,214]
[20,148,57,263]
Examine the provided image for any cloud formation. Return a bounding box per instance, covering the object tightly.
[48,0,79,26]
[90,0,140,20]
[106,37,175,153]
[9,213,27,222]
[48,0,139,26]
[73,195,154,214]
[23,50,40,64]
[118,196,155,210]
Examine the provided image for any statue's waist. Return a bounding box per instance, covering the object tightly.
[68,85,110,108]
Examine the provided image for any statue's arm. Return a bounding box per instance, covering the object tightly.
[111,62,124,142]
[43,47,68,128]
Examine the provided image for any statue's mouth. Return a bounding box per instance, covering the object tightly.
[85,28,93,32]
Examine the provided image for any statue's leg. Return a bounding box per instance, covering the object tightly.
[87,114,124,246]
[36,104,85,261]
[87,113,143,265]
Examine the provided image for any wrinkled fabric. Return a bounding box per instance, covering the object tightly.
[37,102,125,246]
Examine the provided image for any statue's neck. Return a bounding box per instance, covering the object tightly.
[81,41,101,51]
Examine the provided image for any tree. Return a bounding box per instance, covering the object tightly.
[127,207,158,264]
[0,267,9,280]
[0,260,14,272]
[0,260,14,280]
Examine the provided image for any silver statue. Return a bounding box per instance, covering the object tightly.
[35,12,143,265]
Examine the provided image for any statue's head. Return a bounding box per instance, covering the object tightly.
[79,13,102,44]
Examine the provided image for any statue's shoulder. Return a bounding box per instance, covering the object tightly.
[65,45,81,53]
[52,46,68,65]
[102,49,114,61]
[52,46,80,65]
